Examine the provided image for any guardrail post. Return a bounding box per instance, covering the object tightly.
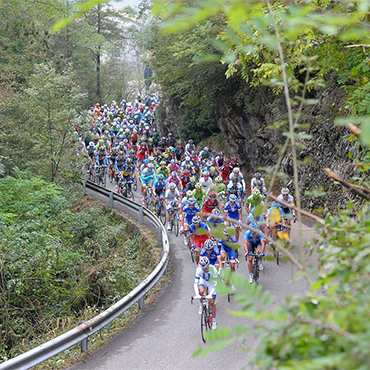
[109,192,114,208]
[138,295,145,309]
[83,181,86,194]
[157,227,162,247]
[80,321,88,353]
[139,206,144,224]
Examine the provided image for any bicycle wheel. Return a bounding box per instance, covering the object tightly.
[102,171,107,188]
[127,189,134,201]
[253,259,259,284]
[174,214,179,237]
[133,177,138,192]
[190,249,195,263]
[159,206,166,225]
[170,218,174,233]
[201,306,209,343]
[276,250,281,266]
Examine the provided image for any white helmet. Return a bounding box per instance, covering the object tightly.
[281,188,289,195]
[169,183,176,190]
[233,167,240,174]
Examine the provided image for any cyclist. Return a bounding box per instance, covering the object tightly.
[95,146,108,166]
[189,215,211,264]
[87,141,95,159]
[219,228,238,290]
[266,201,285,242]
[207,208,224,229]
[181,197,200,246]
[277,188,296,226]
[185,139,196,153]
[227,177,243,202]
[157,160,170,178]
[224,194,242,240]
[211,176,227,196]
[192,183,207,207]
[185,176,197,192]
[199,146,212,160]
[202,191,219,215]
[152,174,167,214]
[200,239,222,270]
[141,163,157,196]
[251,172,266,193]
[194,256,218,329]
[229,167,246,192]
[165,183,181,231]
[245,188,265,214]
[118,158,134,191]
[244,224,267,283]
[199,170,213,194]
[166,171,182,191]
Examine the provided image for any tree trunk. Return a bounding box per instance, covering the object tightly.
[96,4,102,103]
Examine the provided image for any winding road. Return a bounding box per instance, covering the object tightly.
[70,180,317,370]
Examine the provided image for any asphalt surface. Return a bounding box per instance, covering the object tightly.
[70,180,317,370]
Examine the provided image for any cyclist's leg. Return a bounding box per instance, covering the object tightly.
[247,242,257,274]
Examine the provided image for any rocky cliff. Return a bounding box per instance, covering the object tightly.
[157,78,357,213]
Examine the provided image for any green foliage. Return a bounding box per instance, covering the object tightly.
[0,175,155,361]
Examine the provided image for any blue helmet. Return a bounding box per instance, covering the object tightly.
[158,174,164,180]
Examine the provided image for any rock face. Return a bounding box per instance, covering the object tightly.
[157,79,358,213]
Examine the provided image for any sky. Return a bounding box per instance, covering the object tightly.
[110,0,142,9]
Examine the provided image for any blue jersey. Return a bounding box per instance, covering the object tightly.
[153,179,167,195]
[244,230,265,243]
[246,214,265,226]
[200,246,220,265]
[218,235,238,261]
[224,201,241,220]
[183,205,200,223]
[189,221,209,235]
[206,216,224,228]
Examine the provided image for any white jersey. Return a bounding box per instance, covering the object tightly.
[199,177,213,193]
[277,194,294,206]
[165,188,180,202]
[251,177,266,188]
[194,265,218,297]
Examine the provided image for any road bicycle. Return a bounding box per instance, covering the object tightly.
[143,185,153,209]
[222,247,240,302]
[155,194,167,225]
[269,224,289,266]
[191,296,212,343]
[87,162,95,182]
[167,203,179,236]
[119,179,134,201]
[96,165,107,188]
[247,251,264,284]
[108,163,115,183]
[181,228,195,262]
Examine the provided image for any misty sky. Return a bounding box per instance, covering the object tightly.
[110,0,142,9]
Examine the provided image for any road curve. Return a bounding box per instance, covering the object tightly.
[69,181,317,370]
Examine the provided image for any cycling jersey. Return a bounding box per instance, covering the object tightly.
[194,265,218,298]
[165,188,180,203]
[219,235,238,261]
[192,189,207,207]
[182,204,200,224]
[277,194,295,215]
[141,168,156,185]
[202,199,218,214]
[246,193,265,209]
[153,179,167,195]
[224,201,241,220]
[199,177,213,193]
[200,245,221,265]
[157,166,170,177]
[266,206,284,223]
[211,182,226,195]
[206,216,224,228]
[189,222,210,249]
[244,231,265,253]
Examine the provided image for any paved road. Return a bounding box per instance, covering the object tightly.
[70,181,317,370]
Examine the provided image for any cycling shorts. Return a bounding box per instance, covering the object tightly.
[194,234,208,249]
[141,178,153,186]
[227,212,240,221]
[221,244,236,262]
[197,279,216,298]
[247,240,261,253]
[184,215,195,225]
[137,152,145,160]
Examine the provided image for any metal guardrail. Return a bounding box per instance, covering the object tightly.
[0,181,170,370]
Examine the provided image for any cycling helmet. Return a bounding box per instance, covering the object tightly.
[250,221,258,230]
[190,176,196,182]
[144,159,149,164]
[204,239,214,251]
[233,167,240,174]
[170,159,176,164]
[218,151,223,156]
[188,197,196,205]
[271,201,281,208]
[189,139,193,144]
[281,188,290,195]
[229,194,237,202]
[232,177,238,183]
[210,166,216,172]
[149,156,154,161]
[158,174,165,180]
[89,141,95,146]
[186,190,193,197]
[212,208,221,216]
[215,176,222,183]
[160,161,166,165]
[199,256,210,269]
[192,215,202,224]
[195,183,202,190]
[169,183,176,190]
[171,171,177,177]
[202,170,209,176]
[126,158,132,164]
[148,163,154,168]
[252,188,261,196]
[209,191,216,199]
[185,156,191,161]
[222,228,229,236]
[162,136,166,140]
[204,147,209,151]
[255,172,261,179]
[206,160,213,167]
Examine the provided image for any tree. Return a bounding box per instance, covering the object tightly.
[24,63,86,181]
